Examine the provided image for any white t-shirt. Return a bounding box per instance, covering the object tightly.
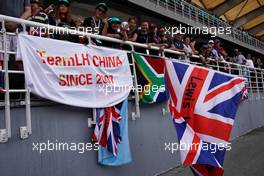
[183,44,192,54]
[246,59,254,68]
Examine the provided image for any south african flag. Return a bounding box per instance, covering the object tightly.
[132,52,168,104]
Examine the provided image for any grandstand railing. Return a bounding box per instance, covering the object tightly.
[144,0,264,53]
[0,15,263,143]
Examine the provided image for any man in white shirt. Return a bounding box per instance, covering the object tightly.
[245,54,254,68]
[233,49,246,65]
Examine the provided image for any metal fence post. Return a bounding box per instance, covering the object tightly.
[2,20,11,138]
[255,70,260,100]
[130,45,140,120]
[261,70,264,99]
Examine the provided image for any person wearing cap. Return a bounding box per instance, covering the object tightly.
[28,0,49,37]
[102,17,128,48]
[28,0,49,24]
[51,0,75,28]
[49,0,77,42]
[208,40,220,60]
[169,31,185,53]
[82,2,108,35]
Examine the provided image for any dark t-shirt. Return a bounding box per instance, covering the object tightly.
[102,27,123,49]
[170,39,184,49]
[0,0,30,18]
[82,17,104,35]
[136,30,150,44]
[148,33,161,44]
[51,19,78,42]
[127,28,138,40]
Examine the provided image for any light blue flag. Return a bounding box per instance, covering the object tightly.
[98,100,132,166]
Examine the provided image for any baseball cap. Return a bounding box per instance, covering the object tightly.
[58,0,70,6]
[109,17,121,23]
[96,3,108,12]
[208,40,214,44]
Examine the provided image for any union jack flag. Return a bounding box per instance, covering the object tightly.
[92,102,123,156]
[165,60,246,176]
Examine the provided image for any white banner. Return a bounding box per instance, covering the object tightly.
[17,34,133,108]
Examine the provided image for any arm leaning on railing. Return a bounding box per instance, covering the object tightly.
[0,14,263,79]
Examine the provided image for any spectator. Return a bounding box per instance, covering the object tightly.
[183,36,196,55]
[45,4,56,26]
[50,0,77,42]
[144,27,170,55]
[52,0,75,28]
[169,31,185,53]
[82,3,108,36]
[136,21,150,44]
[0,0,31,60]
[0,0,31,99]
[245,54,254,68]
[148,23,161,45]
[147,23,161,55]
[28,0,48,23]
[256,58,263,69]
[126,16,138,42]
[0,0,31,32]
[208,40,220,60]
[102,17,128,49]
[28,0,49,36]
[136,21,150,53]
[158,27,170,50]
[148,27,172,56]
[183,36,198,62]
[199,44,214,66]
[233,49,246,65]
[214,39,228,59]
[207,39,224,70]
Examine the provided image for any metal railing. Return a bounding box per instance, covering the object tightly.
[143,0,264,53]
[0,14,263,143]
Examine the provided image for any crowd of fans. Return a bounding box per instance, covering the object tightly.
[0,0,264,71]
[0,0,264,100]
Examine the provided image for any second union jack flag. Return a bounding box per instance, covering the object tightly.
[165,60,246,176]
[92,102,123,156]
